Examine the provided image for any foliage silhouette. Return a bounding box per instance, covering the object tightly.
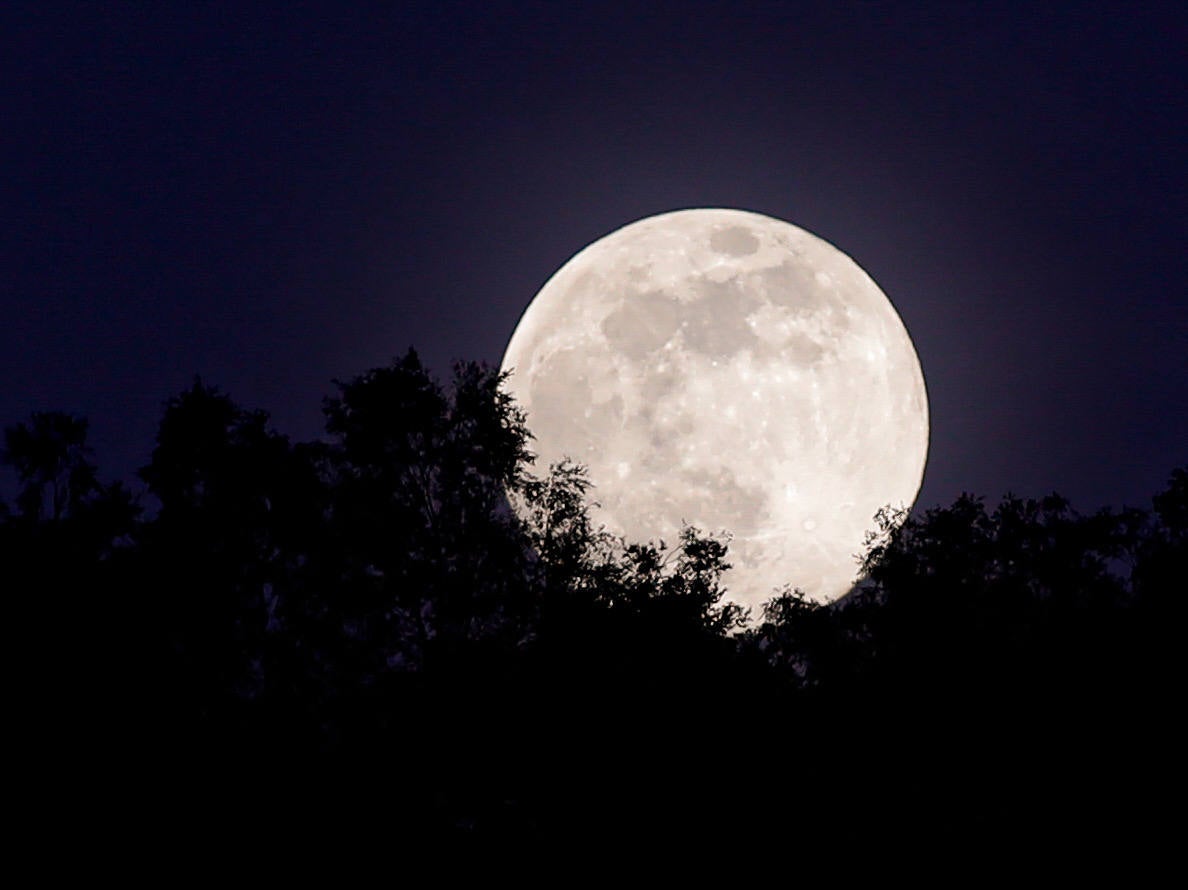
[4,354,1181,852]
[4,411,97,521]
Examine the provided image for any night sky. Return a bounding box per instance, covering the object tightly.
[3,1,1185,519]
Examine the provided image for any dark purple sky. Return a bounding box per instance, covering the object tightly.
[2,2,1185,515]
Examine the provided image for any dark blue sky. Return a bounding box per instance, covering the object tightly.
[2,1,1185,515]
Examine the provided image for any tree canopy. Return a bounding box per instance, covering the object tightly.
[3,350,1181,855]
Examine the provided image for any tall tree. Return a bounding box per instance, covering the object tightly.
[320,349,536,671]
[138,379,321,724]
[3,411,97,522]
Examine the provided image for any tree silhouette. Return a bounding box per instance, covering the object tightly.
[134,379,322,745]
[317,350,537,678]
[3,411,97,522]
[2,411,140,809]
[3,354,1180,852]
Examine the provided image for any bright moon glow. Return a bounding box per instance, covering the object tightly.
[501,208,928,609]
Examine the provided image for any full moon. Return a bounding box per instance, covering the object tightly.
[500,208,928,610]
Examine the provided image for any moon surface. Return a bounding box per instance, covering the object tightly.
[500,208,928,610]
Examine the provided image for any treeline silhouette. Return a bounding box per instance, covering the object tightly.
[5,349,1182,852]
